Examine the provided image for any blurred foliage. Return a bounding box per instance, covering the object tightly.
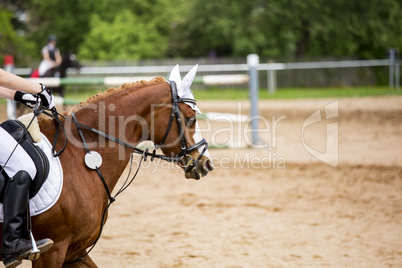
[0,0,401,64]
[77,10,168,60]
[172,0,402,59]
[0,4,37,65]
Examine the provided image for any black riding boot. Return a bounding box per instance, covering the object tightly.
[1,171,53,268]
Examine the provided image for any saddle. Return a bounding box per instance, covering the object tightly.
[0,119,50,202]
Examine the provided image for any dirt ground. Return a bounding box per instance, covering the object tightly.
[2,96,402,267]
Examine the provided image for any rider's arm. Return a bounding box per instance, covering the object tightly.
[0,69,55,109]
[55,49,62,66]
[0,86,17,99]
[0,69,42,95]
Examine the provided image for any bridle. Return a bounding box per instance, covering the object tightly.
[158,80,209,172]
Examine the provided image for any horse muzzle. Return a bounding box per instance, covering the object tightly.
[180,155,214,180]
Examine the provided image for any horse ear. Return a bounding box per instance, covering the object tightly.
[181,64,198,93]
[169,64,182,86]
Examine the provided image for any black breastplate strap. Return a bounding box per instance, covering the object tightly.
[71,113,115,204]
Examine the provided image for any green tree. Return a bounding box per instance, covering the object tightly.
[78,10,168,60]
[0,6,36,65]
[28,0,94,57]
[28,0,186,60]
[169,0,237,57]
[2,0,401,61]
[170,0,402,59]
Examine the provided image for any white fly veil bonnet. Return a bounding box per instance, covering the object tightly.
[168,64,201,114]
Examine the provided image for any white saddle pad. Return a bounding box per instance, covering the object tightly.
[0,134,63,222]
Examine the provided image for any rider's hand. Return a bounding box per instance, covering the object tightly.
[39,83,55,109]
[14,91,40,108]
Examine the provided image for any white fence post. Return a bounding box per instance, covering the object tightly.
[396,59,400,91]
[4,55,17,119]
[394,50,400,91]
[267,60,277,94]
[248,54,261,146]
[389,48,396,89]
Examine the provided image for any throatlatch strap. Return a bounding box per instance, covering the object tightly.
[72,113,90,154]
[51,108,67,157]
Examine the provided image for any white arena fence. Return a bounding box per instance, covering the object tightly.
[13,56,400,91]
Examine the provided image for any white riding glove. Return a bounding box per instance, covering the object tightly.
[14,91,40,108]
[39,83,55,109]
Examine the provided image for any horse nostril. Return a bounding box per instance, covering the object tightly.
[204,159,214,171]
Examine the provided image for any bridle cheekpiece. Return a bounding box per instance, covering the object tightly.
[157,81,208,173]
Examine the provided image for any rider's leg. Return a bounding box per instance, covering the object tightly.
[0,129,53,268]
[1,171,53,268]
[0,127,36,180]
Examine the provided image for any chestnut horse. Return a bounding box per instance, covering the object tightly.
[0,76,213,267]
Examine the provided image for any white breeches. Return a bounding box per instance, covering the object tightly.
[0,127,36,179]
[38,60,53,77]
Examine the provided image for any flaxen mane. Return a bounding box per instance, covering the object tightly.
[69,76,166,114]
[87,76,166,103]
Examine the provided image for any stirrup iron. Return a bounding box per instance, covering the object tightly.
[27,202,40,260]
[28,231,40,260]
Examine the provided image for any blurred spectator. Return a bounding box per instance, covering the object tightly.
[38,35,62,77]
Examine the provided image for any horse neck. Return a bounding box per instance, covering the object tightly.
[59,60,68,77]
[60,83,171,191]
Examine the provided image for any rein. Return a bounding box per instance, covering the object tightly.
[50,81,208,166]
[49,111,183,163]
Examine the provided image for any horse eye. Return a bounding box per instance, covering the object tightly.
[186,117,196,127]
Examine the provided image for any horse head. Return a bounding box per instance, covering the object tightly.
[64,66,213,181]
[164,65,213,179]
[150,88,214,179]
[59,52,81,77]
[142,65,213,180]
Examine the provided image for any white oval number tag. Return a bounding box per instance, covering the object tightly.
[84,151,103,169]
